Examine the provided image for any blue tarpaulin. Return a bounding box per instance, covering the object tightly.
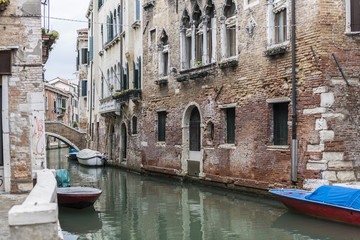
[305,185,360,209]
[55,169,71,188]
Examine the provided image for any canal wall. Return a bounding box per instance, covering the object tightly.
[8,169,63,240]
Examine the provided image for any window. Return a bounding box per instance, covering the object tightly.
[122,63,129,90]
[193,4,203,65]
[181,10,192,69]
[226,108,235,144]
[273,103,288,145]
[205,0,216,64]
[244,0,259,9]
[346,0,360,32]
[53,100,56,113]
[275,9,287,44]
[222,0,237,59]
[135,0,141,21]
[267,0,289,47]
[45,96,48,111]
[98,0,103,9]
[114,10,117,36]
[159,30,169,77]
[133,57,141,89]
[81,48,88,64]
[158,111,166,142]
[132,116,137,134]
[89,36,93,62]
[149,28,156,47]
[101,24,104,49]
[81,80,87,96]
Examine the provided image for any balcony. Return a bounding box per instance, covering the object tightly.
[112,89,142,104]
[99,96,120,117]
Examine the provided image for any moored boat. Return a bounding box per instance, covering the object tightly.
[66,148,79,161]
[77,149,107,166]
[57,186,102,209]
[269,185,360,226]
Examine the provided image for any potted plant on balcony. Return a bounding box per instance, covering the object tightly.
[0,0,9,11]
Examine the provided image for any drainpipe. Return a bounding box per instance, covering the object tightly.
[291,0,298,182]
[89,12,94,143]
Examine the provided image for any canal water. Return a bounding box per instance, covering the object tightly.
[47,148,360,240]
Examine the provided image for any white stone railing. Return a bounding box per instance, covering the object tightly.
[8,169,63,240]
[99,96,120,116]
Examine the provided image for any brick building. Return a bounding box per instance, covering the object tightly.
[0,0,46,192]
[137,0,360,190]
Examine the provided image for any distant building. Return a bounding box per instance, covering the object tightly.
[76,28,89,131]
[0,0,46,192]
[45,77,79,128]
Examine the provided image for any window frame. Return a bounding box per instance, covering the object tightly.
[267,0,290,49]
[157,111,167,142]
[273,102,289,146]
[346,0,360,33]
[226,107,235,144]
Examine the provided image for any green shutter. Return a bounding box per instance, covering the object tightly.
[138,57,141,89]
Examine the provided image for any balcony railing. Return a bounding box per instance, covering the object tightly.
[112,89,142,103]
[99,96,121,116]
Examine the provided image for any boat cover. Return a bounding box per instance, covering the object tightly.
[70,149,78,153]
[77,149,103,159]
[56,169,71,187]
[305,185,360,209]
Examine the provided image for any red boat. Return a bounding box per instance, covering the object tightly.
[57,186,102,209]
[269,185,360,226]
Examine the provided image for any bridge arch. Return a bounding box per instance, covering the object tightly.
[45,121,87,150]
[45,132,80,151]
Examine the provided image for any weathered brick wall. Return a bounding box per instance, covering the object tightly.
[0,0,46,192]
[45,122,87,150]
[138,0,360,190]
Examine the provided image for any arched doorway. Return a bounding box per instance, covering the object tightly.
[182,104,203,177]
[120,123,127,162]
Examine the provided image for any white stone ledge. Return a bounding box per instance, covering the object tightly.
[218,144,236,149]
[321,113,345,119]
[313,86,328,94]
[319,130,334,142]
[322,152,344,161]
[307,144,324,152]
[8,169,58,226]
[303,107,326,115]
[331,77,359,86]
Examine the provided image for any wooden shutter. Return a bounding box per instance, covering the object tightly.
[138,57,141,89]
[158,112,166,141]
[82,80,87,96]
[351,0,360,31]
[133,61,138,89]
[0,51,11,75]
[126,63,129,90]
[273,103,288,145]
[226,108,235,144]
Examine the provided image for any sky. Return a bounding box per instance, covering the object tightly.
[43,0,90,82]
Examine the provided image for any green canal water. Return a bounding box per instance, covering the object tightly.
[47,148,360,240]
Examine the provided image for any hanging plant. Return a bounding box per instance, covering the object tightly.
[0,0,9,11]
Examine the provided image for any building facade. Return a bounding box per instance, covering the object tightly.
[0,0,46,192]
[76,28,89,131]
[139,0,360,190]
[86,0,143,167]
[81,0,360,191]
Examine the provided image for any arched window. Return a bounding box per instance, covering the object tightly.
[192,4,202,65]
[110,67,114,93]
[107,69,111,96]
[114,10,117,36]
[205,0,216,63]
[118,5,122,33]
[110,12,114,40]
[113,65,117,91]
[181,10,191,69]
[159,29,169,77]
[221,0,237,59]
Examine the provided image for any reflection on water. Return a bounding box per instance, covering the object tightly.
[48,148,360,240]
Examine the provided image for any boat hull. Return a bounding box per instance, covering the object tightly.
[67,153,78,161]
[57,187,102,209]
[78,156,104,166]
[270,189,360,226]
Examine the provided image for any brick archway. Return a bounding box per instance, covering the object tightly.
[45,121,87,150]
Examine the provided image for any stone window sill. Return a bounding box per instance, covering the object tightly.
[156,142,166,147]
[267,145,290,150]
[219,144,236,149]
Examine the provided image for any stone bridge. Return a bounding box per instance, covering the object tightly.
[45,121,87,151]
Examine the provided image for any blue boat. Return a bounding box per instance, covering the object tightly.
[269,185,360,226]
[66,148,79,161]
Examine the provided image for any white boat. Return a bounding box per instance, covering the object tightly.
[76,149,107,166]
